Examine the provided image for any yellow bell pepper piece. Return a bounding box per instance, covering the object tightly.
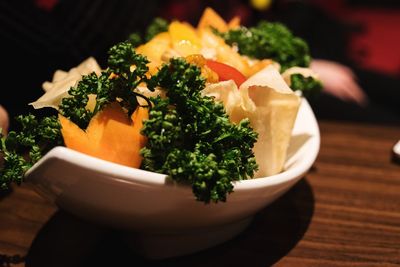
[169,21,201,57]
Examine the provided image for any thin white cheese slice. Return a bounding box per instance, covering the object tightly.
[203,65,301,177]
[30,57,102,110]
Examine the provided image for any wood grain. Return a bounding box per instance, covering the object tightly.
[0,120,399,267]
[276,121,400,267]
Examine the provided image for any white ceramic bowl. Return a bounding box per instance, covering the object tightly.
[26,98,320,259]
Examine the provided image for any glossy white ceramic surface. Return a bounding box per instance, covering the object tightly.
[26,98,320,258]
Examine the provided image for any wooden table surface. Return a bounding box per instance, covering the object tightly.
[1,120,399,267]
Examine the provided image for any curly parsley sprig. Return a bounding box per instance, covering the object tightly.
[142,58,258,203]
[216,21,311,71]
[290,74,323,99]
[59,41,150,129]
[0,115,62,189]
[216,22,323,98]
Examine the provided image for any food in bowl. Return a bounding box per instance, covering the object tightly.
[0,8,321,204]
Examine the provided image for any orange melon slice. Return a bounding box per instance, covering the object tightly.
[59,103,149,168]
[197,7,229,32]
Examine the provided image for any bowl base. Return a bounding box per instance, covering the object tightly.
[123,217,253,259]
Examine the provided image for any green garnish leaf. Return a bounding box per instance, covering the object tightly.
[59,41,149,129]
[217,21,311,71]
[290,74,323,99]
[141,58,258,203]
[0,115,62,189]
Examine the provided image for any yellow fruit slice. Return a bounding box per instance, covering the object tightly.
[59,103,148,168]
[197,7,229,32]
[228,16,241,29]
[169,21,201,56]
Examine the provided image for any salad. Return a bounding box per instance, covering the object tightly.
[0,8,322,203]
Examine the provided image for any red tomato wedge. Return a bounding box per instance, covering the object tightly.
[206,60,246,87]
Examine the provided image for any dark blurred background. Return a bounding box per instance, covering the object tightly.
[1,0,399,127]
